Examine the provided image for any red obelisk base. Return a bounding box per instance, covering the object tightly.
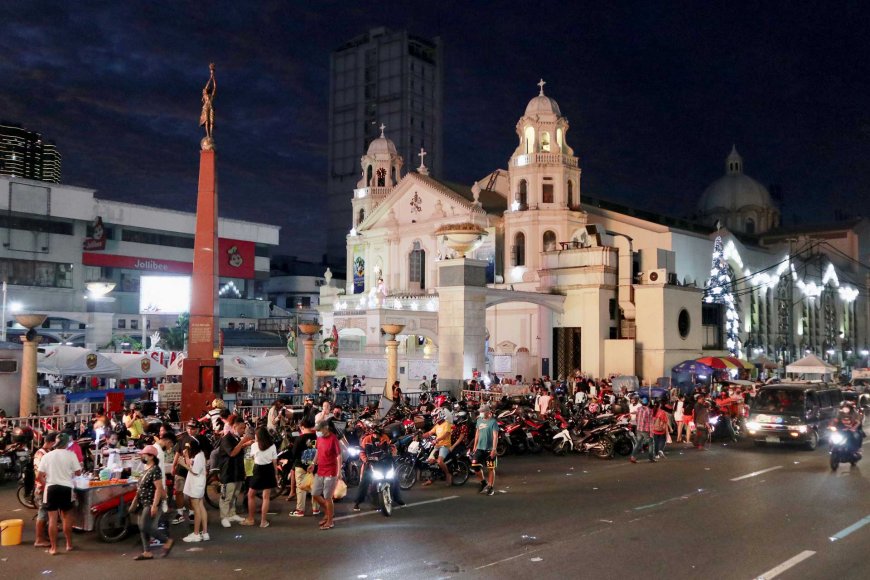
[181,147,221,420]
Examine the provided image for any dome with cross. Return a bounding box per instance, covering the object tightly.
[367,123,398,156]
[525,79,561,117]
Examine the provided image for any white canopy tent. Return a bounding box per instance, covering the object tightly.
[785,354,836,376]
[38,346,121,377]
[103,353,168,379]
[163,353,295,378]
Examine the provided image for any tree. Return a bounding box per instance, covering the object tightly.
[162,312,189,351]
[704,235,742,357]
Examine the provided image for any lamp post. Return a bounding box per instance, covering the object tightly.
[16,313,47,416]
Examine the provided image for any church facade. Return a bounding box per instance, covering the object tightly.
[319,83,869,389]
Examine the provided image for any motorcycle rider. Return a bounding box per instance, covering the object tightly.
[352,423,404,511]
[450,411,471,457]
[831,404,864,457]
[422,410,453,486]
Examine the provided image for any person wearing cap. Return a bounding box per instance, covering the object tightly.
[171,420,199,524]
[630,397,656,463]
[36,432,81,555]
[133,445,174,560]
[471,405,499,496]
[32,431,58,548]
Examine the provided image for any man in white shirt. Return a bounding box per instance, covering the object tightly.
[37,433,82,555]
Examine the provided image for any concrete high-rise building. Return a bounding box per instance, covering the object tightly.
[327,27,442,266]
[0,123,62,183]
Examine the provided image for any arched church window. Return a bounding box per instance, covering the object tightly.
[517,180,528,209]
[390,166,397,185]
[543,230,556,251]
[376,168,386,187]
[366,165,373,186]
[524,126,535,155]
[358,208,366,225]
[540,132,551,152]
[745,217,755,234]
[567,180,574,208]
[512,232,526,267]
[409,241,426,288]
[556,128,564,152]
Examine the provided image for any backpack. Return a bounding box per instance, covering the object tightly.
[300,441,317,466]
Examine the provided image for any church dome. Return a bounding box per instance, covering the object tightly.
[698,146,774,213]
[366,124,398,156]
[524,79,561,117]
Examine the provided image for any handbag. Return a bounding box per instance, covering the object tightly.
[333,479,347,500]
[298,472,314,492]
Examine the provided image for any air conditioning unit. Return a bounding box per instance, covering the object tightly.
[646,268,668,284]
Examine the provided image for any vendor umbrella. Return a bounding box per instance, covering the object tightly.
[722,356,754,370]
[672,360,715,375]
[696,356,738,370]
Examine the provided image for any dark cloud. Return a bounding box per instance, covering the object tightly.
[2,1,869,261]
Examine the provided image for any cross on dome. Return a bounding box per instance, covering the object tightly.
[379,123,386,138]
[537,78,546,96]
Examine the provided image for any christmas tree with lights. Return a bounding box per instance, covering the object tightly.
[704,235,741,357]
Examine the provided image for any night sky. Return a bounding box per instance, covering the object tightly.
[2,1,868,261]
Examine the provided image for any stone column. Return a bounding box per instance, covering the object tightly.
[381,324,404,400]
[436,259,489,395]
[303,339,317,394]
[15,314,47,417]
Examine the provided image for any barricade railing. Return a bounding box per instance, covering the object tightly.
[460,390,508,403]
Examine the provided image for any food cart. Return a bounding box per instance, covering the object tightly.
[71,446,141,533]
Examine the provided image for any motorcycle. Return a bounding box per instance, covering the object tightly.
[397,436,470,490]
[16,450,36,509]
[92,488,138,543]
[552,420,615,458]
[829,427,862,470]
[362,447,398,517]
[495,409,542,456]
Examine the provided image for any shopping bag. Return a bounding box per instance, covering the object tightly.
[298,472,314,492]
[333,479,348,500]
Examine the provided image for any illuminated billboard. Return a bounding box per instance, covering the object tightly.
[139,276,191,314]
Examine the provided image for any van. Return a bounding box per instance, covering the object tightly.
[745,382,843,450]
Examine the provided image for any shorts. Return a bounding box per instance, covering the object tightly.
[35,490,48,522]
[471,449,496,471]
[437,446,449,460]
[43,485,74,512]
[312,475,338,499]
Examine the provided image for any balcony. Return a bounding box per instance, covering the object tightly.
[510,153,578,168]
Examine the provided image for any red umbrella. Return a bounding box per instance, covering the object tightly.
[695,356,731,369]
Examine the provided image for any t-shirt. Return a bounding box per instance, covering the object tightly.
[252,443,277,466]
[33,447,50,493]
[475,417,499,451]
[220,433,246,484]
[183,452,206,498]
[292,433,317,469]
[38,449,81,491]
[207,409,223,431]
[434,421,452,448]
[314,433,341,477]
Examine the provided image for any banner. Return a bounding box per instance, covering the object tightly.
[218,238,255,279]
[353,253,365,294]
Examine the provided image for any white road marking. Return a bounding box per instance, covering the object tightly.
[754,550,815,579]
[333,495,459,521]
[829,514,870,541]
[731,465,783,481]
[475,548,544,570]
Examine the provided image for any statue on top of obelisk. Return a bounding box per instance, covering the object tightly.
[200,63,216,150]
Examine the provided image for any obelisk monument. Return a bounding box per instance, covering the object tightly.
[181,63,221,419]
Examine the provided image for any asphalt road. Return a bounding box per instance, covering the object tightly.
[1,437,868,580]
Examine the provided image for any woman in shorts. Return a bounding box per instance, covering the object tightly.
[246,427,278,528]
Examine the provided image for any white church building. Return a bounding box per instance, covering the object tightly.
[319,82,869,391]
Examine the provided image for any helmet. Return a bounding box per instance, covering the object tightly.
[419,393,430,403]
[454,411,468,424]
[211,398,225,409]
[640,397,649,406]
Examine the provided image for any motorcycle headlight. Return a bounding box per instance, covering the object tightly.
[372,469,385,480]
[347,447,360,457]
[795,425,807,433]
[830,432,846,445]
[708,416,719,425]
[746,421,760,432]
[386,468,395,479]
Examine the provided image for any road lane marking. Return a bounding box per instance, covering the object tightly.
[754,550,815,579]
[333,495,459,521]
[633,488,708,511]
[475,548,544,570]
[829,514,870,542]
[731,465,783,481]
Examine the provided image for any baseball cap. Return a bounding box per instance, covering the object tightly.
[140,445,160,458]
[186,419,199,428]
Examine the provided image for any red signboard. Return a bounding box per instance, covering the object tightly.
[82,252,192,274]
[81,238,256,279]
[218,238,255,279]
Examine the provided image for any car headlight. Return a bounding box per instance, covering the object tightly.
[386,468,395,479]
[372,469,384,480]
[746,421,760,432]
[830,432,846,445]
[795,425,807,433]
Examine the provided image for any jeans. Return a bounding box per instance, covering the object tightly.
[631,432,654,460]
[138,508,169,551]
[653,434,666,455]
[219,480,243,520]
[352,392,361,408]
[294,467,309,513]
